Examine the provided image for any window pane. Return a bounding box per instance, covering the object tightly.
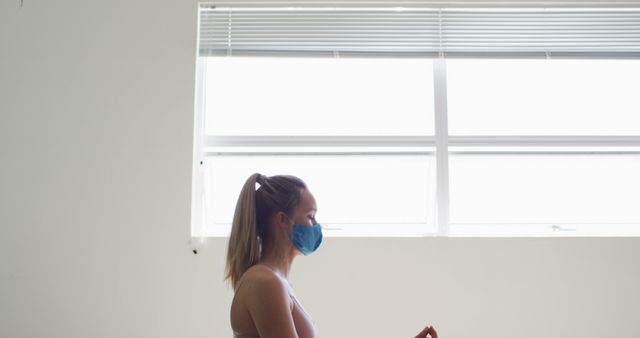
[449,152,640,225]
[448,59,640,135]
[204,57,435,136]
[203,154,436,233]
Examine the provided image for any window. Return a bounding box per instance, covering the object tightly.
[447,59,640,136]
[446,59,640,236]
[203,57,435,136]
[191,5,640,237]
[194,56,438,237]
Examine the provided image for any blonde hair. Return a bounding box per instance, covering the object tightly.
[224,173,307,290]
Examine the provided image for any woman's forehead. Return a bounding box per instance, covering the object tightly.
[300,189,317,211]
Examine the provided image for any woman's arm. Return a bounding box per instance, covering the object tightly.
[244,272,299,338]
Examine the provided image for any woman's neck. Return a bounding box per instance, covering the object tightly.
[258,247,295,280]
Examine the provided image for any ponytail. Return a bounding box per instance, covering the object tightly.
[224,173,262,290]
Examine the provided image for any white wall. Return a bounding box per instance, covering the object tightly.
[1,1,639,338]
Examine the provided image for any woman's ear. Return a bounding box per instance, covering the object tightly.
[275,211,291,228]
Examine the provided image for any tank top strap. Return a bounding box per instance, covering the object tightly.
[234,272,251,293]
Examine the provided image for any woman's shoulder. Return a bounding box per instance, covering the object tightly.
[238,265,294,310]
[231,265,294,337]
[238,264,287,292]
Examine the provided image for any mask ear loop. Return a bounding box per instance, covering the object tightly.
[282,213,296,240]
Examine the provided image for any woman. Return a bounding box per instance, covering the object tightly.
[225,173,438,338]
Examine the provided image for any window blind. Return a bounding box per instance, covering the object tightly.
[198,6,640,58]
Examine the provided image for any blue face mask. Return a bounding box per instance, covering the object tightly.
[289,223,323,256]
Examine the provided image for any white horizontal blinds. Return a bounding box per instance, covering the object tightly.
[198,6,640,58]
[441,9,640,57]
[198,9,441,57]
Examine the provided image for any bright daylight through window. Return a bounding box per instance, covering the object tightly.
[191,5,640,237]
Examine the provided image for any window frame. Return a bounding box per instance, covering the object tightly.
[191,6,640,237]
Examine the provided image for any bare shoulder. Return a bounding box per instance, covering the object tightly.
[241,265,289,300]
[240,266,298,338]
